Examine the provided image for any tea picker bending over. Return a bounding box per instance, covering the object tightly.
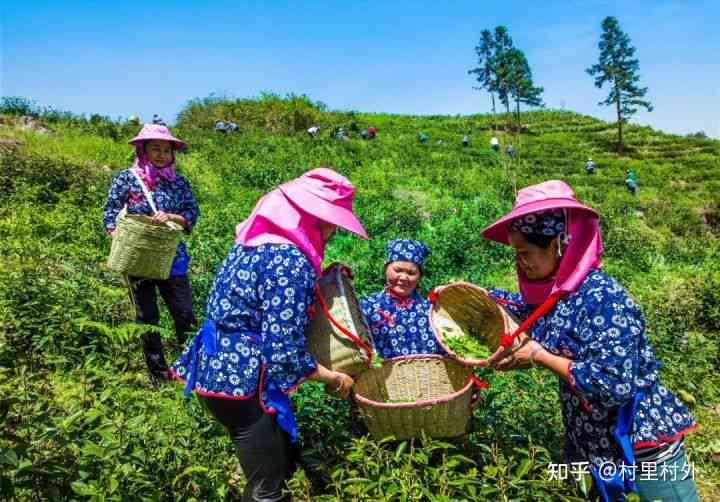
[171,168,368,502]
[103,124,199,386]
[481,180,698,502]
[360,239,445,360]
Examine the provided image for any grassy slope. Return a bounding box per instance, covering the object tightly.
[1,109,718,500]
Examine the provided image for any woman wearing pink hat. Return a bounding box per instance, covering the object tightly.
[103,124,199,386]
[171,168,367,501]
[482,180,698,502]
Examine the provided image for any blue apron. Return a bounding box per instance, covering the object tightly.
[590,392,644,502]
[182,319,300,442]
[170,241,190,277]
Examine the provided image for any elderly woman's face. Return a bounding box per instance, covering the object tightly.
[385,261,420,297]
[508,229,560,281]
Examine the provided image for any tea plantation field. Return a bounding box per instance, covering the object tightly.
[1,100,719,500]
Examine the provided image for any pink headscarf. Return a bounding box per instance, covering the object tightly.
[482,180,604,305]
[235,168,367,273]
[131,143,176,190]
[516,209,603,304]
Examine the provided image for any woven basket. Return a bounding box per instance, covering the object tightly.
[353,356,475,440]
[429,282,521,366]
[107,213,183,280]
[305,264,373,376]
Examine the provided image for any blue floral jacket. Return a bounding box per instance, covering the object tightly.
[102,169,199,276]
[490,269,697,468]
[172,244,318,406]
[360,290,445,359]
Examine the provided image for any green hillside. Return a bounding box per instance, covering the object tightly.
[1,98,719,501]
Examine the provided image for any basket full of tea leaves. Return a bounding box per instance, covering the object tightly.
[429,282,522,365]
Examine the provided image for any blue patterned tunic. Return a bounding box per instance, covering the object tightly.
[172,244,317,409]
[102,169,199,276]
[360,290,445,359]
[490,269,697,468]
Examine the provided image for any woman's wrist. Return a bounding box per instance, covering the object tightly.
[529,345,545,367]
[309,364,335,385]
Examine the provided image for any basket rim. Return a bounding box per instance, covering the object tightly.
[352,355,474,409]
[428,281,514,366]
[118,212,184,233]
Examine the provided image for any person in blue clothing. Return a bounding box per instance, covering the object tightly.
[152,114,166,126]
[171,168,368,502]
[482,180,698,502]
[360,239,444,359]
[586,158,596,174]
[626,170,638,195]
[103,124,199,386]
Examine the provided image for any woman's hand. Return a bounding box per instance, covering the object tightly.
[488,333,547,371]
[151,212,186,227]
[108,229,116,238]
[310,365,355,399]
[324,372,354,399]
[151,211,171,224]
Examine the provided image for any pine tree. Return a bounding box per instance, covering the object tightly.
[468,29,498,125]
[505,48,544,122]
[493,26,515,115]
[587,16,653,153]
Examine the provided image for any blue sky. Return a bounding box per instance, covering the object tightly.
[3,1,719,137]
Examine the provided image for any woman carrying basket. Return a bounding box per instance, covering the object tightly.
[360,239,445,359]
[171,168,367,502]
[103,124,199,386]
[482,180,698,502]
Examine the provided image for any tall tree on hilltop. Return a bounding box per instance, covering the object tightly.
[505,48,544,123]
[493,26,515,115]
[587,16,653,153]
[468,29,498,127]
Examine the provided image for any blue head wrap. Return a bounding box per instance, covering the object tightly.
[510,209,566,238]
[385,239,430,269]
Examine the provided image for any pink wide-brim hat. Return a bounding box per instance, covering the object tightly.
[279,167,368,239]
[482,180,598,245]
[128,124,187,150]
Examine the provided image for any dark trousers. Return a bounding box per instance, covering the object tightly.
[128,275,196,375]
[203,396,296,502]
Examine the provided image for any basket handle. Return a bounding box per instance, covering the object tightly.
[498,291,563,349]
[322,262,353,279]
[314,282,373,362]
[469,375,489,409]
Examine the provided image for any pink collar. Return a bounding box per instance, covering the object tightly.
[384,287,416,309]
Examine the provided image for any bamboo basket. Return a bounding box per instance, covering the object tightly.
[353,356,475,440]
[305,264,373,376]
[429,282,522,366]
[107,212,183,280]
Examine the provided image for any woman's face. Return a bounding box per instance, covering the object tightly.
[318,221,337,242]
[385,261,420,298]
[145,140,173,167]
[508,229,560,281]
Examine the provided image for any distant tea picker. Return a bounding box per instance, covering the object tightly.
[482,180,698,502]
[103,124,200,386]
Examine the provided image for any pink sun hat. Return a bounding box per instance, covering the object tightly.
[278,167,368,238]
[482,180,597,245]
[128,123,187,150]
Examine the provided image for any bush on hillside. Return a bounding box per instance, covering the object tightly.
[176,93,328,135]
